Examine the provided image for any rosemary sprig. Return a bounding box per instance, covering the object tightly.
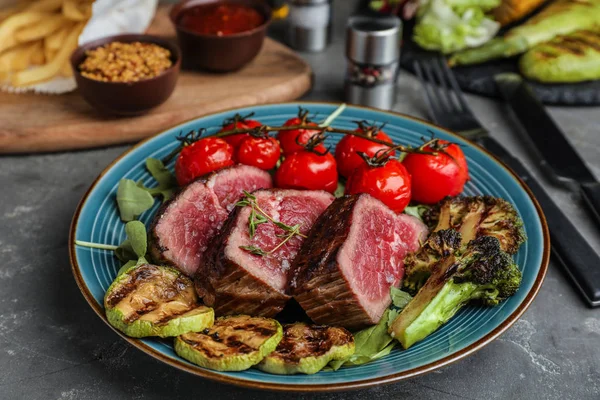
[235,191,308,256]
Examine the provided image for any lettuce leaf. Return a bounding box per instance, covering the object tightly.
[328,288,413,370]
[413,0,501,54]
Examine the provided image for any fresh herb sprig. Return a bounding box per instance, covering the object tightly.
[235,191,307,257]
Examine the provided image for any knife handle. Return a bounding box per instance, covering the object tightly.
[581,182,600,226]
[477,136,600,307]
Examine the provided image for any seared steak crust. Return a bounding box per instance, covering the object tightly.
[195,205,291,317]
[290,196,372,330]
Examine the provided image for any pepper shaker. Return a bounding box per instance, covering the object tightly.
[287,0,332,52]
[345,14,402,110]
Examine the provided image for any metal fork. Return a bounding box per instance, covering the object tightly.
[412,55,600,307]
[413,57,487,139]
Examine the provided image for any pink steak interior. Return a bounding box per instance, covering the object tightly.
[226,190,334,292]
[337,195,428,322]
[154,165,272,276]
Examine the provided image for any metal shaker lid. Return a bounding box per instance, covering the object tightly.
[289,0,330,4]
[346,14,402,65]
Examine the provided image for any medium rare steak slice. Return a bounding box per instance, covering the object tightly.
[290,194,428,330]
[196,189,334,317]
[149,165,272,276]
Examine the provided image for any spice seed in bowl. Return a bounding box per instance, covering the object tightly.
[79,42,173,83]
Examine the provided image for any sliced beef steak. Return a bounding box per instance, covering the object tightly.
[195,189,334,317]
[290,194,428,330]
[149,165,272,277]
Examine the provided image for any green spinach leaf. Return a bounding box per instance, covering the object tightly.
[403,204,430,222]
[140,158,177,202]
[329,287,414,370]
[390,287,413,309]
[116,179,155,222]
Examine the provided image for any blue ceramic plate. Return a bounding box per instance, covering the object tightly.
[70,103,549,391]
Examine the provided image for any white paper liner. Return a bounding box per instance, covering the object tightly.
[1,0,158,95]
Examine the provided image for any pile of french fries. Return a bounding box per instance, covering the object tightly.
[0,0,94,87]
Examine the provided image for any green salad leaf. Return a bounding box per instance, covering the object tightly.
[413,0,501,54]
[138,158,177,202]
[334,180,346,198]
[329,288,413,370]
[116,179,155,222]
[404,204,430,223]
[115,221,149,267]
[116,158,178,222]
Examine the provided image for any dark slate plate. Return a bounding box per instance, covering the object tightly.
[400,23,600,106]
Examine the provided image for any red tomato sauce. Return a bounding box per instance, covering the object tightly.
[178,3,264,36]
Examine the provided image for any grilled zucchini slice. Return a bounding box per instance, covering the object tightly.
[257,323,355,375]
[520,30,600,83]
[174,315,283,371]
[104,264,214,338]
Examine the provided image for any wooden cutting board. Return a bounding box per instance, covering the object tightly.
[0,6,312,154]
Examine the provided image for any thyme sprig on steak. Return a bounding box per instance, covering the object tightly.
[236,191,307,257]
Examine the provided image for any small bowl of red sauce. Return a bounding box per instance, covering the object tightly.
[170,0,271,72]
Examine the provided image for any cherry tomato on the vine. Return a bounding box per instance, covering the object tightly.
[275,150,338,193]
[277,117,325,155]
[236,136,281,170]
[402,140,469,204]
[335,127,394,178]
[220,119,262,150]
[175,138,234,186]
[346,159,412,213]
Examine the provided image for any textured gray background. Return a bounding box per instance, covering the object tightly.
[1,1,599,399]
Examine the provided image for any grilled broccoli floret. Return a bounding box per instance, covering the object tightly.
[390,236,522,349]
[403,229,462,295]
[424,196,526,254]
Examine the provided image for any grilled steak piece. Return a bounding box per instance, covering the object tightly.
[149,165,272,276]
[196,189,334,317]
[290,194,428,330]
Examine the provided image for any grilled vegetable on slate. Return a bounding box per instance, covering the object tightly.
[389,235,522,349]
[403,229,463,295]
[492,0,548,26]
[174,315,283,371]
[449,0,600,67]
[104,264,214,338]
[257,323,355,375]
[520,29,600,83]
[424,196,526,254]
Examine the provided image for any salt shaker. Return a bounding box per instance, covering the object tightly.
[345,14,402,110]
[287,0,332,52]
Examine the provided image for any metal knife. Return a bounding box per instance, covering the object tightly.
[494,73,600,227]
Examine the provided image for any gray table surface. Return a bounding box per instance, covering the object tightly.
[1,1,599,399]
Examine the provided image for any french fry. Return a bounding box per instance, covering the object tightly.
[12,21,83,86]
[45,23,71,50]
[0,45,23,73]
[62,0,87,21]
[43,40,57,63]
[14,14,64,42]
[59,60,72,77]
[27,0,63,12]
[30,40,45,65]
[14,41,41,70]
[0,12,47,53]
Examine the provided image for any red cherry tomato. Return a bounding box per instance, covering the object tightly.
[274,150,338,193]
[175,138,234,186]
[220,119,262,149]
[335,128,394,178]
[346,159,412,213]
[236,136,281,170]
[277,118,325,155]
[402,140,469,204]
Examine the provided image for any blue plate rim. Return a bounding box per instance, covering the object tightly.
[69,101,550,392]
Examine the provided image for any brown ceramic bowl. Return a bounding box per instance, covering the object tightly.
[70,34,181,116]
[170,0,271,72]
